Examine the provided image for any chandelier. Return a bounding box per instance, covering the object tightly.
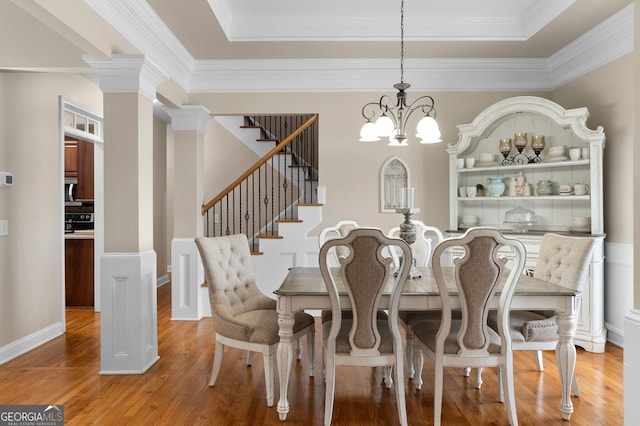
[359,0,442,146]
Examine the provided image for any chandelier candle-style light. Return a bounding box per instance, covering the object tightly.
[359,0,442,146]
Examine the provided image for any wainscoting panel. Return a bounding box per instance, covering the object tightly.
[100,250,159,374]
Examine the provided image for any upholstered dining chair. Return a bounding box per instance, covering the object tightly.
[411,227,526,426]
[195,234,315,408]
[318,220,394,387]
[485,232,595,396]
[388,220,444,269]
[318,220,361,267]
[319,228,413,426]
[388,221,445,379]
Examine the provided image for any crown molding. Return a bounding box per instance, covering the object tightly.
[548,3,634,89]
[83,54,168,100]
[89,0,632,94]
[190,58,553,93]
[189,3,632,93]
[85,0,193,92]
[165,105,211,134]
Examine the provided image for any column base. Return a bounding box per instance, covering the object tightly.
[100,250,159,374]
[170,238,204,320]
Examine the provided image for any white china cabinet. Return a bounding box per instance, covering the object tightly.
[447,96,606,352]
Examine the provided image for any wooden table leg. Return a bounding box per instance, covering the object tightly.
[277,305,295,421]
[556,307,579,421]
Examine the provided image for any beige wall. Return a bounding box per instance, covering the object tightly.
[0,72,101,347]
[553,54,633,244]
[0,56,633,352]
[195,66,629,244]
[191,91,548,235]
[204,119,261,202]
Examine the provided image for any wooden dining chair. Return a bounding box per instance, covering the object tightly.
[195,234,315,407]
[411,227,526,426]
[318,220,395,387]
[319,228,412,426]
[318,220,361,266]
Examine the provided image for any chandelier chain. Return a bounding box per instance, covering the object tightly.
[400,0,405,84]
[358,0,441,145]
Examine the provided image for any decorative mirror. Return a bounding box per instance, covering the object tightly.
[380,156,411,213]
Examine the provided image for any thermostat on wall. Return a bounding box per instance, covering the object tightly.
[0,172,13,187]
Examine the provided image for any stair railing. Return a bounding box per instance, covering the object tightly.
[202,114,319,251]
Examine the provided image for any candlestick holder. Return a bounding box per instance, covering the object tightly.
[395,208,422,279]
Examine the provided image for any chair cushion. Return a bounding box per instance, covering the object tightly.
[488,310,558,343]
[323,319,393,354]
[412,319,502,354]
[228,309,314,345]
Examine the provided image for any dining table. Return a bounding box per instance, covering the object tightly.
[274,266,582,422]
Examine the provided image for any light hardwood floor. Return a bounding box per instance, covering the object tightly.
[0,283,623,425]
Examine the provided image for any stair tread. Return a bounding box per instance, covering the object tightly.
[276,219,303,223]
[257,234,283,239]
[297,203,323,206]
[257,138,279,142]
[240,125,261,129]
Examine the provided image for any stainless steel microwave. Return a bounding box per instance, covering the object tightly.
[65,177,80,206]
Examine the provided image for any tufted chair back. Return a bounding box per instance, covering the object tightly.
[533,233,595,291]
[195,234,276,341]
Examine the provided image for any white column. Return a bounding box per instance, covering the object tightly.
[166,106,210,320]
[85,54,167,374]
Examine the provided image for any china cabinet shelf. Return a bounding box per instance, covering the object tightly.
[458,195,590,201]
[458,159,590,173]
[448,96,606,353]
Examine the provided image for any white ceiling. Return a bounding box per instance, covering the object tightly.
[207,0,575,42]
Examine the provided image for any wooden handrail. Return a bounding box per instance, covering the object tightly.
[201,114,318,215]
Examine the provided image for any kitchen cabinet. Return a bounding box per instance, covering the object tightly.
[447,96,606,352]
[64,138,78,177]
[64,138,94,200]
[76,139,94,200]
[65,237,94,307]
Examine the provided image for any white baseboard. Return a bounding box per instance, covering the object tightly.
[605,323,624,347]
[157,274,169,287]
[0,322,64,365]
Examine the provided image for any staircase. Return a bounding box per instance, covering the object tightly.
[198,114,322,304]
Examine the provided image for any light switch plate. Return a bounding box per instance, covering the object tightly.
[0,220,8,236]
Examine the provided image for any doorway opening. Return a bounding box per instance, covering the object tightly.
[59,97,104,331]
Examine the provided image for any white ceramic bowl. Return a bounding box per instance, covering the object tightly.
[548,145,567,157]
[462,215,479,226]
[571,216,591,228]
[479,153,494,163]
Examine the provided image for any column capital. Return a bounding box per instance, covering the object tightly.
[166,105,211,134]
[83,53,168,101]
